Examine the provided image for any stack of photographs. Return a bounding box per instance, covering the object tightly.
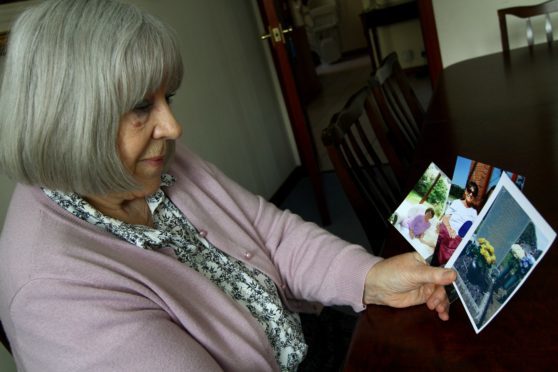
[389,156,556,333]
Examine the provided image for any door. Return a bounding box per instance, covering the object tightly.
[257,0,330,225]
[418,0,443,87]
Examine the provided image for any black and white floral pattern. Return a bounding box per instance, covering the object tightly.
[43,174,307,371]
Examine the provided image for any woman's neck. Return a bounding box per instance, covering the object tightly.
[85,193,153,227]
[462,198,474,208]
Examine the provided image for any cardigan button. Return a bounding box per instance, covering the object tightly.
[244,251,253,259]
[199,229,207,237]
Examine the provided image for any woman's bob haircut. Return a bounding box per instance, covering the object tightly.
[0,0,183,195]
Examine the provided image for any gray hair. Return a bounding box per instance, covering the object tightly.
[0,0,183,195]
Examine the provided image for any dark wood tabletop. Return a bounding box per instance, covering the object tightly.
[344,43,558,371]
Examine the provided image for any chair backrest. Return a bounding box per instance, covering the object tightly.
[498,0,558,52]
[0,320,11,354]
[367,52,424,183]
[322,87,402,256]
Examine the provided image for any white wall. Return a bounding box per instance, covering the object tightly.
[433,0,554,67]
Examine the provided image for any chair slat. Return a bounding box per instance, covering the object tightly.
[368,53,424,168]
[345,133,392,218]
[321,86,405,255]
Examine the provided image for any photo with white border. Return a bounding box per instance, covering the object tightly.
[446,174,556,333]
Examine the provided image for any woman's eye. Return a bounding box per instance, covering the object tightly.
[165,93,175,105]
[133,100,153,114]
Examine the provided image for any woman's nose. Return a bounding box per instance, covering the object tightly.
[153,103,182,140]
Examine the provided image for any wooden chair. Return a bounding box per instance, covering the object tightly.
[498,0,558,52]
[322,87,402,256]
[366,52,424,184]
[0,320,11,354]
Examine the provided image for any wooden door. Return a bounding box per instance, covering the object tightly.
[257,0,330,225]
[418,0,443,88]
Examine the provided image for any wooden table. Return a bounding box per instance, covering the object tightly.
[343,43,558,370]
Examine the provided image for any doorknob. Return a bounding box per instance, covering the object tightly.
[260,25,293,42]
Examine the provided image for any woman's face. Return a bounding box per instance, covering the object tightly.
[117,87,182,196]
[464,187,477,206]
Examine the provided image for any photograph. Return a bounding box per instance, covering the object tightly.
[447,174,556,333]
[389,163,451,260]
[430,156,526,267]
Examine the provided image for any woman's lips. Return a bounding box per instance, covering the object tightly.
[141,155,165,167]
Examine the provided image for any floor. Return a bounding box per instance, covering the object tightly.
[305,54,432,171]
[280,171,372,251]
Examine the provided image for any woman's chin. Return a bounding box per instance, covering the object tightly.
[134,175,164,197]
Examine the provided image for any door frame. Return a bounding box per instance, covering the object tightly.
[256,0,331,225]
[418,0,443,88]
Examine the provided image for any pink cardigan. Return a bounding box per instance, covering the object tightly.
[0,145,380,371]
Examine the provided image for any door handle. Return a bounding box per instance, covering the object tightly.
[260,25,293,42]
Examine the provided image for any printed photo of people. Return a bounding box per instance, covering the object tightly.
[430,156,526,267]
[389,163,451,260]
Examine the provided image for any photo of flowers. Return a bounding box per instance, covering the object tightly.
[446,173,556,333]
[389,163,451,260]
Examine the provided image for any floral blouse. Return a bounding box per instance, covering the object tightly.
[43,174,307,371]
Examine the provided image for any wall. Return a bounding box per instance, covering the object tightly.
[338,0,368,52]
[304,0,425,67]
[376,18,426,68]
[366,0,427,68]
[433,0,553,67]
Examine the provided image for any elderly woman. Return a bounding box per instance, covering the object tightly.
[0,0,455,371]
[403,207,436,240]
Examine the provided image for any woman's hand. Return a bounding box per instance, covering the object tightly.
[441,215,457,238]
[447,226,457,239]
[363,252,457,321]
